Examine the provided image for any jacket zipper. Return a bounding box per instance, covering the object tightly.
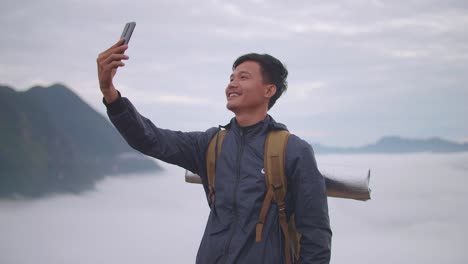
[223,128,245,262]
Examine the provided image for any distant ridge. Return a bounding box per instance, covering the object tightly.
[313,136,468,154]
[0,83,162,198]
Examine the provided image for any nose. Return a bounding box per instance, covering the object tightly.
[226,80,237,96]
[228,78,238,89]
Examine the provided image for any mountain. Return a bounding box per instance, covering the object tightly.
[0,84,162,198]
[313,136,468,154]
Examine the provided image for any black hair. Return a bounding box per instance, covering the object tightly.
[233,53,288,110]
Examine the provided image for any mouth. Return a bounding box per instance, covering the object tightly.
[227,92,241,99]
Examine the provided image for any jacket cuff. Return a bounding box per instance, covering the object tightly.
[102,90,126,115]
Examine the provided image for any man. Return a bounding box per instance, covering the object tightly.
[97,39,332,263]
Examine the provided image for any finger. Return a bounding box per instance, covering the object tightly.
[99,39,124,57]
[102,53,129,65]
[105,39,125,52]
[107,61,125,70]
[97,42,128,61]
[115,44,128,54]
[112,38,126,48]
[99,45,128,61]
[98,50,127,64]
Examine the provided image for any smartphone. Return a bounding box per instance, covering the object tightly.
[120,22,136,45]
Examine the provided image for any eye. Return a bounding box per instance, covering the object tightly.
[240,75,248,80]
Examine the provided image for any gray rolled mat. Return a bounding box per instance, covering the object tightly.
[323,170,371,201]
[185,169,371,201]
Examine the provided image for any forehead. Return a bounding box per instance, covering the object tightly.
[233,60,262,75]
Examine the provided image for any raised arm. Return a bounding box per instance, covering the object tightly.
[96,39,216,176]
[105,95,216,175]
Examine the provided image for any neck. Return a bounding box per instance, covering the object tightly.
[234,110,268,127]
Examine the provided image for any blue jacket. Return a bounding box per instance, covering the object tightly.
[105,96,332,264]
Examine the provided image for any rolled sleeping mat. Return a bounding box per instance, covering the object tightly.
[185,169,371,201]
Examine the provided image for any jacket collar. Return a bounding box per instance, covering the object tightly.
[221,115,288,137]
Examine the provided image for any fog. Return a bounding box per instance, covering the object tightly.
[1,153,467,263]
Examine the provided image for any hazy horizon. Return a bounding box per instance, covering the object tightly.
[3,82,468,149]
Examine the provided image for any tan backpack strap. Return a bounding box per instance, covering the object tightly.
[206,129,227,206]
[278,200,291,264]
[268,131,291,264]
[256,130,291,263]
[255,186,274,242]
[265,130,289,197]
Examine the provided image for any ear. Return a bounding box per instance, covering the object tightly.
[264,84,277,98]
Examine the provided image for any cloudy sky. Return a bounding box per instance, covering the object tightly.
[1,0,467,146]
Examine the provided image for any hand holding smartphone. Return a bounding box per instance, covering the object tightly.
[97,22,136,103]
[121,22,136,45]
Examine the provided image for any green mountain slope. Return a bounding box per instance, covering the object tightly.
[0,84,161,198]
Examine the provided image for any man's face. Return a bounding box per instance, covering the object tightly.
[226,61,273,113]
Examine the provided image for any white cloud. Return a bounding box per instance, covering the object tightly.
[389,49,429,58]
[154,95,210,105]
[2,152,467,264]
[386,12,468,34]
[222,3,242,17]
[287,81,326,100]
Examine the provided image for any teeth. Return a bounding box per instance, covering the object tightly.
[229,93,239,97]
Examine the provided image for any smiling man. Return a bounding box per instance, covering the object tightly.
[97,39,332,264]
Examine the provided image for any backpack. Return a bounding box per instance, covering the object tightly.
[205,129,300,264]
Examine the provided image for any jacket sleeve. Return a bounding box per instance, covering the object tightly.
[286,135,332,263]
[105,95,216,176]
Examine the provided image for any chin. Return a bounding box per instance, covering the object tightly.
[226,102,238,112]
